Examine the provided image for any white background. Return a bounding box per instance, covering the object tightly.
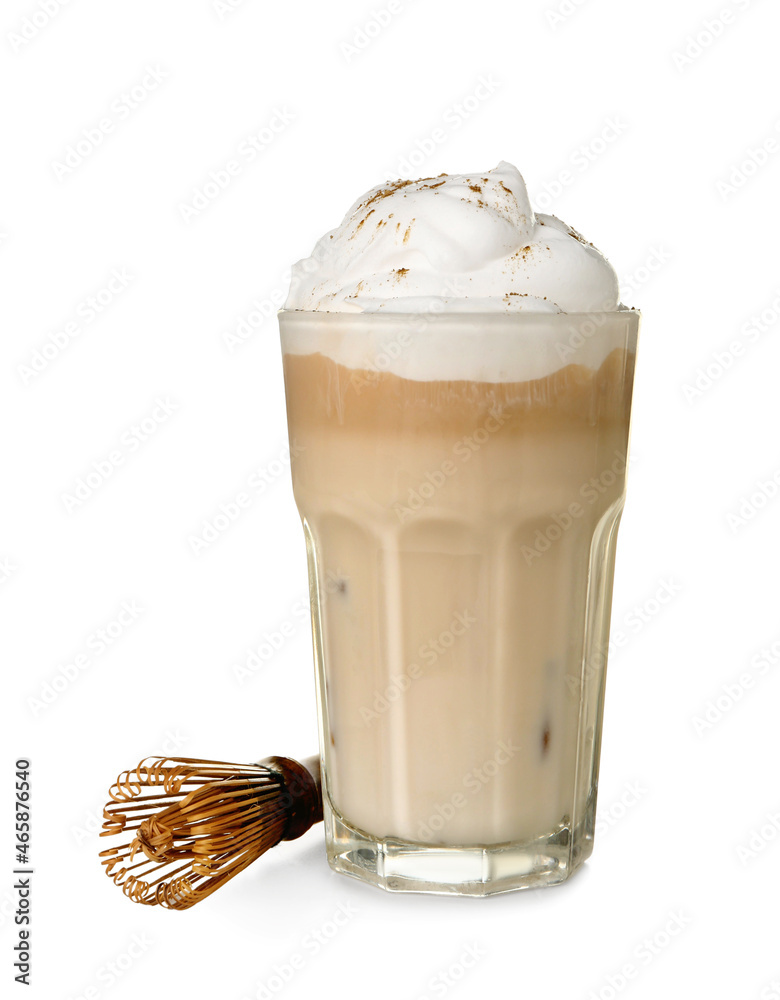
[3,0,779,998]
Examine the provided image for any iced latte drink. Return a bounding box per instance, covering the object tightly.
[280,163,638,894]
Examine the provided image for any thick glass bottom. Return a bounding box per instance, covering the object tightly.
[325,799,594,896]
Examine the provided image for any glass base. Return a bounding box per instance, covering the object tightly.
[325,803,593,897]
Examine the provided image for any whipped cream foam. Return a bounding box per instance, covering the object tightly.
[284,161,620,314]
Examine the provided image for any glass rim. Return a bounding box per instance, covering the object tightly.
[278,308,640,325]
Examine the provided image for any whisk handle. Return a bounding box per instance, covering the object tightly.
[258,755,323,841]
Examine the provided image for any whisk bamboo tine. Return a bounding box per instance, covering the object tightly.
[99,754,322,909]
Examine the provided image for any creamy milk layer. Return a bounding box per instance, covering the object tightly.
[283,161,623,382]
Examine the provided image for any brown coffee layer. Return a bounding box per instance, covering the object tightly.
[282,348,635,433]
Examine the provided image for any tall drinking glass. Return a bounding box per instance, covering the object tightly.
[279,309,639,895]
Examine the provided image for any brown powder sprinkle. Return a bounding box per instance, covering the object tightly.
[403,222,413,243]
[360,178,414,210]
[567,227,595,248]
[363,172,452,203]
[394,268,409,281]
[468,183,482,193]
[508,245,534,263]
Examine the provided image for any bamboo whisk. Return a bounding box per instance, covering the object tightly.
[99,754,322,910]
